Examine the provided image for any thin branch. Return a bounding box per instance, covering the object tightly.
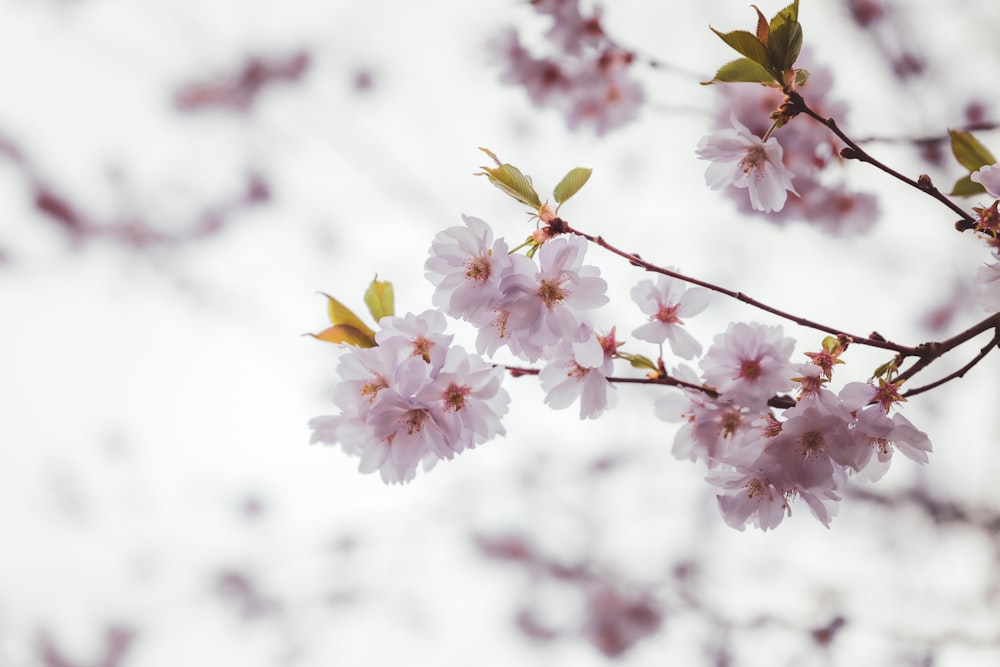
[550,218,919,356]
[895,313,1000,385]
[503,364,797,410]
[787,92,977,227]
[903,329,1000,398]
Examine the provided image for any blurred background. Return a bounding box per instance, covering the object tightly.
[3,0,1000,665]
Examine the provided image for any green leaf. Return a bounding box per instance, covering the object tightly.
[767,18,802,73]
[320,293,376,342]
[618,352,657,371]
[553,167,592,204]
[701,57,779,85]
[477,148,542,210]
[710,28,774,73]
[364,275,394,322]
[950,174,987,197]
[309,324,377,348]
[793,68,810,87]
[769,0,799,30]
[949,130,996,173]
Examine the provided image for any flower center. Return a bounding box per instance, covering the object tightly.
[361,377,388,402]
[800,430,825,457]
[738,146,766,176]
[745,478,772,500]
[538,279,567,308]
[409,335,434,363]
[738,359,762,381]
[402,408,429,435]
[443,383,471,412]
[654,304,681,324]
[464,255,492,284]
[720,410,742,437]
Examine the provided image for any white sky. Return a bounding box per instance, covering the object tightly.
[2,1,1000,665]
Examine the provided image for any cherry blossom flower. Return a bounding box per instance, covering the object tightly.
[491,3,644,135]
[710,459,791,532]
[376,309,453,373]
[539,327,617,419]
[971,163,1000,197]
[630,273,709,359]
[764,404,860,491]
[709,59,878,234]
[851,408,933,482]
[310,315,510,484]
[696,115,798,213]
[475,236,608,362]
[670,397,765,466]
[974,252,1000,313]
[700,322,796,409]
[425,215,511,320]
[417,346,510,449]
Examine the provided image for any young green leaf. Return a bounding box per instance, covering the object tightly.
[767,18,802,73]
[309,324,377,348]
[617,352,657,371]
[701,57,779,86]
[320,293,376,341]
[477,148,542,210]
[949,130,997,173]
[769,0,799,30]
[950,174,987,197]
[553,167,593,204]
[364,276,394,322]
[709,28,774,73]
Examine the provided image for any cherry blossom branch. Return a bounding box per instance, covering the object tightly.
[503,364,796,409]
[894,312,1000,386]
[901,325,1000,398]
[548,218,919,356]
[786,92,977,227]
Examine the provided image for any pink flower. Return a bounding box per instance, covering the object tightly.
[310,314,510,484]
[417,346,510,449]
[376,309,453,373]
[710,461,791,532]
[425,215,512,320]
[630,273,709,359]
[975,253,1000,313]
[700,322,796,409]
[696,115,798,213]
[538,328,616,419]
[475,235,608,362]
[971,164,1000,197]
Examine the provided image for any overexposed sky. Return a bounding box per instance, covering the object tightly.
[3,1,1000,665]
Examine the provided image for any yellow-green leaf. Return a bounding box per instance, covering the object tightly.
[769,0,799,30]
[553,167,592,204]
[309,324,377,348]
[710,28,774,73]
[950,174,987,197]
[477,148,542,210]
[701,57,779,86]
[364,276,394,322]
[767,18,802,73]
[321,293,375,337]
[949,130,996,173]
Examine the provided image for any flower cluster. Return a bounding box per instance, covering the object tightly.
[702,59,880,233]
[427,215,617,419]
[310,309,510,484]
[660,325,932,531]
[492,0,643,135]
